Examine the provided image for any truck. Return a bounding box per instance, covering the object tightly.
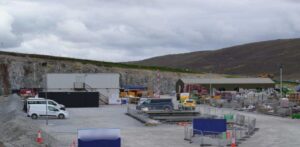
[180,99,196,110]
[19,89,36,98]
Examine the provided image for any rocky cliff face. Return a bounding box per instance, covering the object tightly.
[0,54,213,95]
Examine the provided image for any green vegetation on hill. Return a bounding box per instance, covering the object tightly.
[0,51,199,74]
[132,38,300,80]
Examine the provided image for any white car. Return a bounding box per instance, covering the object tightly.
[24,97,65,112]
[28,105,69,119]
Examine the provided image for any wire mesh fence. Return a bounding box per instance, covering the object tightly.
[184,107,257,146]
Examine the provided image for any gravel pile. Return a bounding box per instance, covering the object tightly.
[0,95,59,147]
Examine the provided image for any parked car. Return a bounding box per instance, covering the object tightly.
[136,98,173,111]
[28,105,69,119]
[19,89,35,98]
[23,97,65,112]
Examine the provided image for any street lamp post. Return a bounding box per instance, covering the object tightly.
[209,71,212,97]
[280,65,283,98]
[44,64,48,125]
[44,79,49,125]
[46,90,48,125]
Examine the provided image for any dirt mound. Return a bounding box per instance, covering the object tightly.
[0,95,59,147]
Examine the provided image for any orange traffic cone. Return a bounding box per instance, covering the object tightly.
[226,131,231,139]
[70,139,76,147]
[36,130,43,144]
[177,122,183,126]
[231,136,236,147]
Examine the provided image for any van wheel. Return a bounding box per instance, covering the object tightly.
[31,114,38,119]
[58,114,65,119]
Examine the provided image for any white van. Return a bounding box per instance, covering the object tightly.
[24,97,65,112]
[28,105,69,119]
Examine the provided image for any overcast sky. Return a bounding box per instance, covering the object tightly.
[0,0,300,62]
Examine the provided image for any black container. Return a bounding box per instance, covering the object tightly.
[38,92,99,108]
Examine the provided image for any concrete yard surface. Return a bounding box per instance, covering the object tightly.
[34,105,198,147]
[235,110,300,147]
[31,105,300,147]
[199,105,300,147]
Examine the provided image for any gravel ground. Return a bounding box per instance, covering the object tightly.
[199,105,300,147]
[2,94,300,147]
[34,105,200,147]
[29,103,300,147]
[231,110,300,147]
[0,95,59,147]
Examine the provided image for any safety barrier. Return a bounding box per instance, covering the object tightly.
[185,107,258,146]
[185,126,229,146]
[185,125,253,146]
[246,118,256,135]
[200,107,256,130]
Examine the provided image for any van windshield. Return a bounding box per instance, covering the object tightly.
[48,101,57,106]
[186,100,194,103]
[143,100,150,104]
[152,99,171,103]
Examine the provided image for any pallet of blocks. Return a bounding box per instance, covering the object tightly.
[288,93,300,105]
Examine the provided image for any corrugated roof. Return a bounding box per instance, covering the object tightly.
[180,78,275,84]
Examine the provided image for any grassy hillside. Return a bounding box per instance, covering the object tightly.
[132,38,300,80]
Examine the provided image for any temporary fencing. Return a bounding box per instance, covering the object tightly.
[41,131,77,147]
[184,125,228,147]
[185,106,257,146]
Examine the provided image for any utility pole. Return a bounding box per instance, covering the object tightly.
[44,63,48,125]
[46,91,48,125]
[33,63,36,84]
[33,62,36,95]
[280,64,283,98]
[155,70,161,98]
[209,71,212,97]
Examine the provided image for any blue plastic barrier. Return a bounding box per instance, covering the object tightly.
[78,128,121,147]
[193,118,226,135]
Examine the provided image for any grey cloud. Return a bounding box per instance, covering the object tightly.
[0,10,21,48]
[0,0,300,61]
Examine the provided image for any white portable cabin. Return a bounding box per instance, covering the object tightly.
[46,73,120,104]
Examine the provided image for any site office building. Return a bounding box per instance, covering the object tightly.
[46,73,120,100]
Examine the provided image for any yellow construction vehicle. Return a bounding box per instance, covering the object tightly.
[181,99,196,110]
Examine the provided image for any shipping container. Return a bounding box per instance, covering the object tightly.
[38,92,99,108]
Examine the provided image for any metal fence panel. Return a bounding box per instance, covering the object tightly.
[193,119,227,135]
